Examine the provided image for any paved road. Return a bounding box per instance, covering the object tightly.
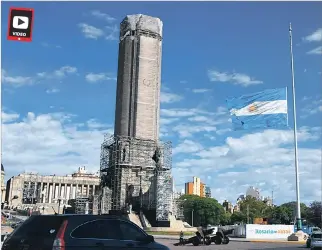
[155,239,306,250]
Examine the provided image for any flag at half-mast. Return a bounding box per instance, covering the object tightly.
[226,88,288,130]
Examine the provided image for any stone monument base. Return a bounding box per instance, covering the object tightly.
[287,230,308,241]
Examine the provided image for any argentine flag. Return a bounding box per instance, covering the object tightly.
[226,88,288,131]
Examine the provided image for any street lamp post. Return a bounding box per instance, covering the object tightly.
[183,198,195,227]
[191,209,194,227]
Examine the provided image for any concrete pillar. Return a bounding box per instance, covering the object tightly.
[60,184,65,202]
[46,183,50,203]
[66,185,71,203]
[72,185,77,199]
[86,185,89,197]
[82,185,85,197]
[93,185,96,196]
[58,183,62,198]
[64,184,67,203]
[54,184,59,202]
[48,184,53,203]
[40,182,43,203]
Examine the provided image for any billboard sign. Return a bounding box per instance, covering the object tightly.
[246,224,294,239]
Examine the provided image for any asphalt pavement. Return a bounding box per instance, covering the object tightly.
[156,239,307,250]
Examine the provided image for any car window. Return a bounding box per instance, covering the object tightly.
[71,219,121,240]
[312,233,322,239]
[119,221,146,241]
[12,216,65,238]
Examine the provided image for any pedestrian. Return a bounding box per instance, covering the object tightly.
[179,231,184,245]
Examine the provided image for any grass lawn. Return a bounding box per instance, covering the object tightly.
[146,231,195,236]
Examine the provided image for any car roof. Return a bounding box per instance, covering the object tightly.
[31,214,127,218]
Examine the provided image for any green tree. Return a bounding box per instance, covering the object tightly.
[180,195,226,226]
[270,205,292,224]
[307,201,322,227]
[237,196,271,223]
[279,202,309,221]
[230,211,247,224]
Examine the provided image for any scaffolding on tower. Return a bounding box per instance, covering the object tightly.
[99,134,172,221]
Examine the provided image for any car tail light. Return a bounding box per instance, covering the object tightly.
[52,220,68,250]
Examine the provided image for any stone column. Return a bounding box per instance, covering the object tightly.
[82,185,85,197]
[48,184,53,203]
[86,185,89,197]
[46,183,50,203]
[40,182,43,203]
[58,183,62,198]
[63,184,67,203]
[93,185,96,196]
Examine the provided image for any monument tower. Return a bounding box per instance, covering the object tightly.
[100,14,172,226]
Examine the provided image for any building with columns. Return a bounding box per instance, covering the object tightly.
[5,166,100,208]
[1,164,6,203]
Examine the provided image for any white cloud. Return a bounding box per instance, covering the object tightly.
[54,66,77,77]
[301,97,322,118]
[160,92,183,103]
[2,66,77,88]
[78,21,118,41]
[105,25,119,41]
[180,80,188,84]
[173,123,217,138]
[2,111,113,176]
[161,108,214,118]
[90,10,116,23]
[216,128,232,135]
[38,66,77,79]
[208,69,263,87]
[307,46,322,55]
[160,107,231,139]
[192,89,211,93]
[303,28,322,42]
[173,140,203,155]
[46,88,60,94]
[160,117,179,126]
[85,73,116,83]
[78,23,104,39]
[86,119,112,129]
[1,69,33,86]
[2,111,20,123]
[173,127,321,204]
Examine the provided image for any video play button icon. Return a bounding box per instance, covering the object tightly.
[13,16,29,29]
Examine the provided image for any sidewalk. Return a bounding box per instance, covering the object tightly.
[153,235,306,245]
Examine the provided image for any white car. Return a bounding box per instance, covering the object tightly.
[311,231,322,250]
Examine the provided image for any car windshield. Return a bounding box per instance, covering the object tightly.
[312,233,322,239]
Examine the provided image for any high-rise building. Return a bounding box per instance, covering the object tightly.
[223,200,233,213]
[246,186,260,200]
[205,186,211,198]
[185,177,209,197]
[200,183,205,197]
[114,14,163,141]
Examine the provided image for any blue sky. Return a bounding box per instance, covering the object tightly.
[1,1,321,205]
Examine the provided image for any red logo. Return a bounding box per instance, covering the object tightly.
[7,7,34,42]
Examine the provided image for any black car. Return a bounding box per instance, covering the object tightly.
[2,214,170,250]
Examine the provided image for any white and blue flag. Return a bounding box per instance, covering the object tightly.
[226,88,288,130]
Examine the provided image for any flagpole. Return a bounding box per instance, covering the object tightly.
[289,22,302,231]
